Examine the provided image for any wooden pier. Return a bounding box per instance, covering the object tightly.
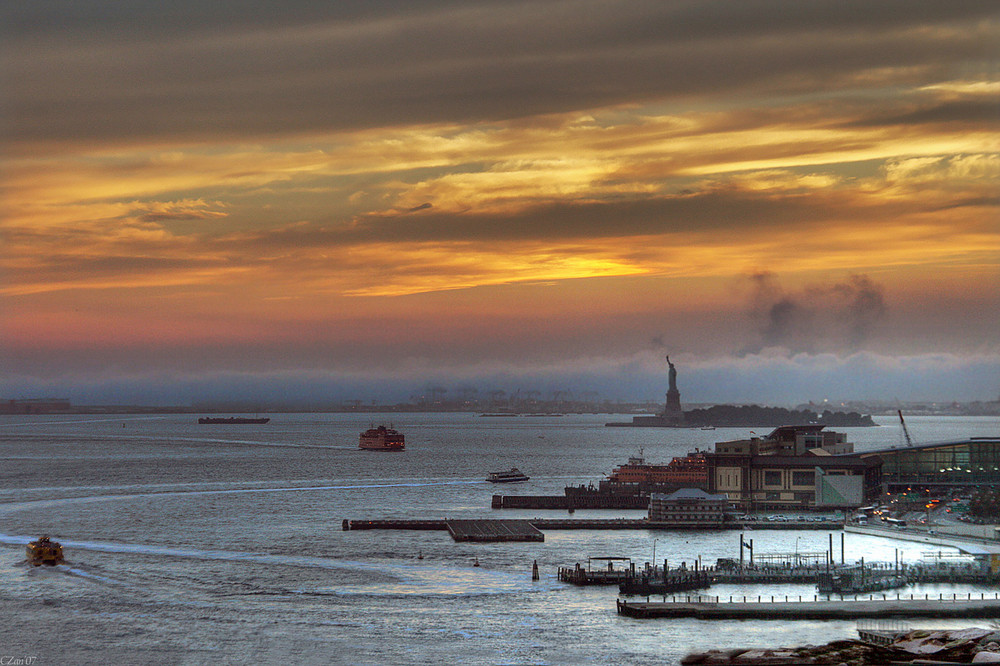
[617,593,1000,620]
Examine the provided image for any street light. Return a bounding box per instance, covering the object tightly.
[795,537,801,567]
[652,538,659,570]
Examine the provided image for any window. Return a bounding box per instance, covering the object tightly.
[764,470,782,486]
[792,471,814,486]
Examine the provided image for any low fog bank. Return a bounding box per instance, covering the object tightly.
[3,351,997,409]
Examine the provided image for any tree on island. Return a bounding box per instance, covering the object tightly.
[681,404,876,428]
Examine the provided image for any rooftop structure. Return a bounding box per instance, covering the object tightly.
[713,425,854,457]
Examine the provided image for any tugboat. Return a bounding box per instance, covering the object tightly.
[26,536,64,566]
[359,425,405,451]
[487,468,530,483]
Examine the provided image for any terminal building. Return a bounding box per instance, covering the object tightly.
[858,436,1000,494]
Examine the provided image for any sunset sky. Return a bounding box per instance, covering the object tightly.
[2,1,998,406]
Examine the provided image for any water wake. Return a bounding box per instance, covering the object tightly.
[1,532,555,596]
[0,479,482,517]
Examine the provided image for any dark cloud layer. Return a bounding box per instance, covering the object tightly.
[4,1,996,147]
[248,188,889,248]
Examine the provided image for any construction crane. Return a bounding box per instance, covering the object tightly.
[897,410,914,447]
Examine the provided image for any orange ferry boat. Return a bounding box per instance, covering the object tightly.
[359,425,405,451]
[565,448,709,499]
[606,449,708,487]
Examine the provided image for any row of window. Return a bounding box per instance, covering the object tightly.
[650,513,724,521]
[761,470,815,486]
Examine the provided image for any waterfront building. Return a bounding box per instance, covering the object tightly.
[648,488,730,525]
[705,425,881,509]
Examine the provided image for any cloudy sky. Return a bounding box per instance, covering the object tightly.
[2,1,998,406]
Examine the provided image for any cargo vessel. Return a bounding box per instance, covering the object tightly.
[198,417,270,424]
[359,425,405,451]
[487,468,530,483]
[26,536,64,566]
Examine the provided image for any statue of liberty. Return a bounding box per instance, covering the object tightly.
[663,355,682,420]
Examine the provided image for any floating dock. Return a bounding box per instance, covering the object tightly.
[342,518,543,542]
[446,519,543,542]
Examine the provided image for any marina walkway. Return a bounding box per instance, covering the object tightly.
[845,524,1000,555]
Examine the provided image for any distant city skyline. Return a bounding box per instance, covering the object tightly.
[2,2,998,407]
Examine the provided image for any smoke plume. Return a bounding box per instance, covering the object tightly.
[742,273,886,354]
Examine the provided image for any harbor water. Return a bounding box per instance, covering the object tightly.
[1,413,998,664]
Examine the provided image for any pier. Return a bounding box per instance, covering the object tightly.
[558,557,635,585]
[619,571,712,595]
[343,516,840,537]
[342,518,543,542]
[555,555,1000,593]
[616,592,1000,620]
[492,494,649,510]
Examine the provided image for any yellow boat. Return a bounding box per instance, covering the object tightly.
[26,536,64,566]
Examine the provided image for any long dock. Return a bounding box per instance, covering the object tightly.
[617,593,1000,620]
[343,516,839,535]
[342,518,544,542]
[492,494,649,510]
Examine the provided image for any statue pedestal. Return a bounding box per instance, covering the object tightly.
[662,388,683,424]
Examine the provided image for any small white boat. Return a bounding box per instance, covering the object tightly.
[487,468,530,483]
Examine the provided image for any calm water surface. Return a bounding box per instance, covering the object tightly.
[1,413,998,664]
